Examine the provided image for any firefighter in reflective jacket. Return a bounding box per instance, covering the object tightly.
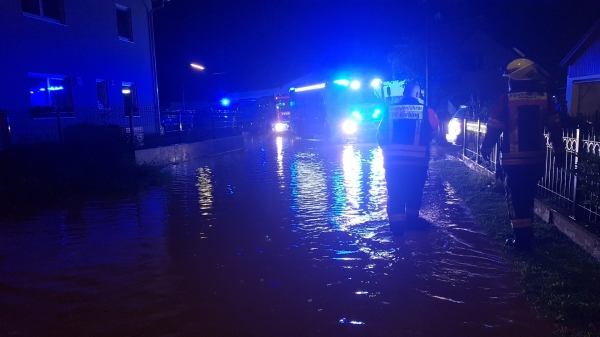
[377,82,439,235]
[480,58,565,251]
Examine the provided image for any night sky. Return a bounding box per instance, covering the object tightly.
[153,0,600,104]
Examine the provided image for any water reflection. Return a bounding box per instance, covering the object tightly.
[290,151,328,228]
[0,139,556,336]
[276,136,285,188]
[368,147,386,213]
[342,145,363,211]
[196,167,213,212]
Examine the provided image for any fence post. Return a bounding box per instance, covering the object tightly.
[475,120,481,164]
[128,111,136,152]
[178,109,183,132]
[571,128,580,218]
[56,108,63,142]
[212,117,216,139]
[462,118,466,158]
[0,110,9,150]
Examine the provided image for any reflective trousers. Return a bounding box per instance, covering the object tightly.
[384,164,428,222]
[503,164,544,229]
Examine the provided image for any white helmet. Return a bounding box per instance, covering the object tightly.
[503,58,538,81]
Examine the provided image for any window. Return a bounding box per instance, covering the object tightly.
[96,80,110,109]
[28,73,74,118]
[116,4,133,41]
[22,0,66,24]
[122,82,139,116]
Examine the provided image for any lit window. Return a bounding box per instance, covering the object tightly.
[122,82,139,116]
[22,0,66,24]
[28,73,74,118]
[116,4,133,41]
[96,80,110,109]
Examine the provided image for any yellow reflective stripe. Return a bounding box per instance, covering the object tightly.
[502,157,544,165]
[386,151,427,158]
[510,129,519,152]
[546,114,560,124]
[406,209,419,216]
[511,219,532,228]
[487,118,504,128]
[388,144,427,151]
[389,214,406,222]
[501,151,545,165]
[508,92,547,102]
[385,160,429,167]
[502,151,545,158]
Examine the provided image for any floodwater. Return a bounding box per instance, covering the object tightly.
[0,136,555,337]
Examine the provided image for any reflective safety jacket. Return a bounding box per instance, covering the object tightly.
[377,97,439,167]
[481,91,564,166]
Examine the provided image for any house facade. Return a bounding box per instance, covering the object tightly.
[429,28,515,122]
[0,0,159,145]
[561,19,600,124]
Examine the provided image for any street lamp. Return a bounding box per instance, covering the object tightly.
[190,63,205,70]
[183,63,205,109]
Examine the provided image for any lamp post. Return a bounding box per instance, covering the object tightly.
[149,0,170,134]
[184,63,205,109]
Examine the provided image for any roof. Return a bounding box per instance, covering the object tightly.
[560,18,600,67]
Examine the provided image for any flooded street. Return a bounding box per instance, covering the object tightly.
[0,136,555,336]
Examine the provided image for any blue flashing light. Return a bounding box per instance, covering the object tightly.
[221,98,231,107]
[334,79,349,86]
[350,80,361,90]
[371,79,382,88]
[352,110,362,120]
[372,109,381,118]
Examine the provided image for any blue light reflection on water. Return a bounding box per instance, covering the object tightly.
[286,141,396,270]
[0,136,557,336]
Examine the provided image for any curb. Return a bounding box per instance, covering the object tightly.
[134,135,244,165]
[534,199,600,260]
[458,156,600,260]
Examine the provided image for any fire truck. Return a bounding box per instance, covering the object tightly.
[288,78,389,142]
[272,95,292,133]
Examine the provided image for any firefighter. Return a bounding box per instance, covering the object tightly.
[480,58,565,251]
[377,82,439,236]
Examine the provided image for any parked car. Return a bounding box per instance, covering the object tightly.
[445,105,468,145]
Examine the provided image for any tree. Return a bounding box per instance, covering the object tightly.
[387,36,426,85]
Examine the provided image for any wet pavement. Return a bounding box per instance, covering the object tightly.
[0,136,555,336]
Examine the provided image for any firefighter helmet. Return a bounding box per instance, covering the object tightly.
[503,58,538,81]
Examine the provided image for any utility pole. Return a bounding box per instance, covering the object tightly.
[424,0,429,106]
[149,0,168,134]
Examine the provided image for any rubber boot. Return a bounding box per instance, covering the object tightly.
[390,221,405,236]
[513,227,534,251]
[389,214,406,236]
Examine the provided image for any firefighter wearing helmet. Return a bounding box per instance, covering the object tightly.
[377,82,439,236]
[480,58,565,251]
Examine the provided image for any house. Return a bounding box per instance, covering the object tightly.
[561,19,600,124]
[427,21,516,122]
[0,0,160,145]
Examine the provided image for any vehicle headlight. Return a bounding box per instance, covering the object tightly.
[342,119,358,134]
[274,123,286,132]
[448,119,461,136]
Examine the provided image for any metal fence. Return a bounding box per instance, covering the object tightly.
[459,120,600,226]
[0,106,243,150]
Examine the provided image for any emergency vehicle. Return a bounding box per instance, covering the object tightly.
[288,77,392,142]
